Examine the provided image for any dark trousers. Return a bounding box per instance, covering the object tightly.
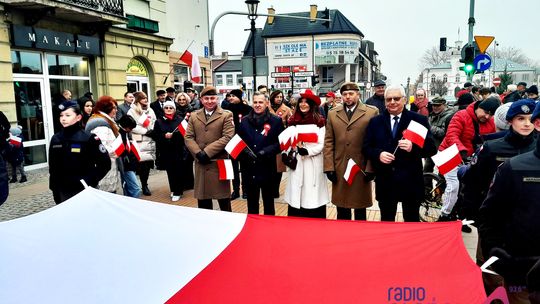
[231,159,244,194]
[183,159,194,190]
[198,198,232,212]
[423,157,435,173]
[288,205,326,219]
[336,207,367,220]
[137,160,153,187]
[379,200,420,222]
[10,162,26,179]
[166,163,184,196]
[273,172,283,197]
[246,181,275,215]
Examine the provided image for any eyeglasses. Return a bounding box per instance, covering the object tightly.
[385,97,402,102]
[163,106,175,110]
[178,98,186,101]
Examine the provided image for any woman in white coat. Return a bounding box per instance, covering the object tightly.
[284,89,329,218]
[127,91,157,196]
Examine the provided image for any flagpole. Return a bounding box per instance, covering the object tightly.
[392,137,404,155]
[162,40,196,85]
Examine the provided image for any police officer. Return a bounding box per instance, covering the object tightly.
[49,101,111,204]
[479,101,540,302]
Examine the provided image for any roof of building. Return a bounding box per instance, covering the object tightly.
[243,28,265,57]
[492,59,535,72]
[431,62,452,69]
[261,9,363,38]
[214,60,242,72]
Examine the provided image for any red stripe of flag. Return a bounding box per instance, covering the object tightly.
[178,119,188,137]
[112,135,125,157]
[9,136,22,148]
[402,120,427,148]
[130,140,141,161]
[343,159,360,185]
[216,159,234,180]
[432,144,461,175]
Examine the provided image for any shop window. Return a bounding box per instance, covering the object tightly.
[11,51,42,74]
[49,79,90,133]
[322,66,334,83]
[173,64,189,83]
[215,74,223,86]
[226,74,233,86]
[47,54,89,76]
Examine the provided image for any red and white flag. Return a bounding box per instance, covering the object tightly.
[432,144,462,175]
[130,140,142,161]
[296,124,319,143]
[112,135,125,157]
[178,119,189,137]
[9,136,22,148]
[278,127,292,151]
[225,134,247,159]
[343,159,361,185]
[138,114,151,128]
[180,50,202,83]
[402,120,428,148]
[216,159,234,180]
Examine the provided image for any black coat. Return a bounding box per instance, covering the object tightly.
[237,110,283,182]
[150,100,165,119]
[363,109,437,202]
[365,94,385,114]
[154,115,186,170]
[49,124,111,201]
[222,101,252,132]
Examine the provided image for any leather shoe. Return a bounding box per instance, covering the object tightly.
[142,185,152,196]
[461,225,472,233]
[9,178,17,183]
[242,193,248,199]
[19,176,27,183]
[231,191,240,200]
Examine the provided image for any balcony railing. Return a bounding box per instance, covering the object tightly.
[57,0,123,17]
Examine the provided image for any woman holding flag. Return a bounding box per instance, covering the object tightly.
[154,100,187,202]
[175,92,195,190]
[283,89,329,218]
[128,91,157,196]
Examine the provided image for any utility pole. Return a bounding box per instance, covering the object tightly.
[467,0,475,81]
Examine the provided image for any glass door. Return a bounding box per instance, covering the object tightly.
[126,76,150,97]
[13,78,51,170]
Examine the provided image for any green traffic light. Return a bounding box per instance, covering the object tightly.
[464,64,474,73]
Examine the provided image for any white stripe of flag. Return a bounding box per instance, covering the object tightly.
[225,134,247,159]
[217,159,234,180]
[178,119,189,137]
[296,124,319,143]
[432,144,462,175]
[402,120,428,148]
[112,135,125,157]
[343,158,360,185]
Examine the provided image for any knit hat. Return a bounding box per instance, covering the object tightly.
[163,100,176,110]
[478,97,500,115]
[505,99,536,121]
[531,101,540,122]
[229,89,243,101]
[526,85,538,95]
[463,82,473,88]
[9,126,22,136]
[494,102,511,130]
[457,92,474,106]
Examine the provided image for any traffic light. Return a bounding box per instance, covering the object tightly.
[439,37,447,52]
[321,8,330,28]
[459,43,476,75]
[311,75,320,86]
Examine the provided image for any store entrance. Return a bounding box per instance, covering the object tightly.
[126,76,150,96]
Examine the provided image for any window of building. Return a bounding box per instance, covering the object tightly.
[481,75,486,82]
[443,74,448,83]
[523,74,529,81]
[226,74,233,86]
[173,64,189,91]
[215,74,223,86]
[237,75,243,85]
[11,51,42,74]
[322,66,334,83]
[47,54,89,76]
[456,74,460,83]
[431,74,436,83]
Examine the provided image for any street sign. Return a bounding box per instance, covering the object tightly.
[293,71,314,77]
[473,54,492,72]
[474,36,495,54]
[493,77,501,87]
[270,72,292,78]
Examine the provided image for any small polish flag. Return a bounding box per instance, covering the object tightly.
[343,159,361,185]
[402,120,428,148]
[217,159,234,180]
[296,124,319,143]
[432,144,462,175]
[178,119,189,137]
[138,114,151,128]
[130,140,142,161]
[225,134,247,159]
[9,136,22,148]
[112,135,125,157]
[278,128,292,151]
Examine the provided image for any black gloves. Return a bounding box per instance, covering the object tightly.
[245,149,258,161]
[196,151,211,165]
[460,150,469,163]
[325,171,337,183]
[297,147,309,156]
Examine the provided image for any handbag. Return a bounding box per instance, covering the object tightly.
[281,150,298,170]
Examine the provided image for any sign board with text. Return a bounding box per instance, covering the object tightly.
[314,39,359,65]
[273,42,308,59]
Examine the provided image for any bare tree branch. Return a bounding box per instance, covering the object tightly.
[418,46,451,70]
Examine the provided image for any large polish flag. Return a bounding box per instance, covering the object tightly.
[432,143,462,175]
[0,188,487,303]
[216,159,234,180]
[343,158,361,185]
[402,120,428,148]
[180,50,202,83]
[225,134,247,159]
[295,124,319,143]
[111,135,125,157]
[278,127,293,151]
[178,119,189,137]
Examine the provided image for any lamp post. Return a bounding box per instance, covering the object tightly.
[245,0,259,95]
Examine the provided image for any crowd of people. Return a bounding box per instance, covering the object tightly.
[42,79,540,302]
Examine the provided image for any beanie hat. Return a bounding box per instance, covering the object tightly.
[229,89,243,101]
[457,92,474,106]
[478,97,501,115]
[531,101,540,122]
[9,126,22,136]
[526,85,538,95]
[494,102,511,130]
[163,100,176,110]
[505,99,536,121]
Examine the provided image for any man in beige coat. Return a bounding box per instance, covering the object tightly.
[185,86,235,211]
[323,82,379,220]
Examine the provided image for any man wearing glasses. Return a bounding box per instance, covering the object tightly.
[363,85,436,222]
[185,86,235,211]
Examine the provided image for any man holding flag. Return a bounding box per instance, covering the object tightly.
[185,86,234,211]
[323,82,379,220]
[363,85,436,222]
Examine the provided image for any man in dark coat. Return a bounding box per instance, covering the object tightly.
[365,80,386,114]
[363,85,437,222]
[150,89,167,118]
[0,111,10,205]
[237,92,283,215]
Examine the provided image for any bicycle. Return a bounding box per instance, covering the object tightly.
[419,172,446,222]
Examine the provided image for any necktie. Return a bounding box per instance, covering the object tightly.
[347,109,353,120]
[205,113,211,121]
[392,116,399,138]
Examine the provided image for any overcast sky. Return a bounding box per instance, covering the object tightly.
[208,0,540,86]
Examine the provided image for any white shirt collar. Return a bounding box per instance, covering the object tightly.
[346,103,357,113]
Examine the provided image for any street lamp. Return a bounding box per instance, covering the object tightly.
[245,0,259,95]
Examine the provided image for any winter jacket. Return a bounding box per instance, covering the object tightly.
[428,107,457,148]
[127,106,157,163]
